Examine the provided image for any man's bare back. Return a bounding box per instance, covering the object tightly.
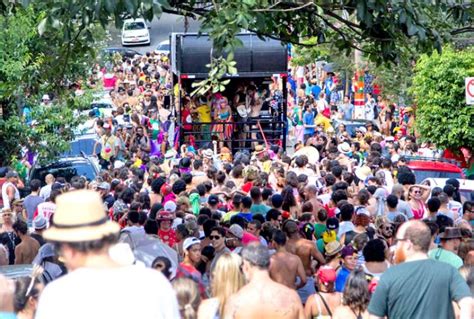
[287,238,325,276]
[309,198,322,215]
[225,278,305,319]
[269,251,306,290]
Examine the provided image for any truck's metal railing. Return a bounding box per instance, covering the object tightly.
[180,117,287,151]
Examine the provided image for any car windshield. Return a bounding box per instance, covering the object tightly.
[91,103,112,109]
[413,170,462,183]
[31,162,97,185]
[157,44,170,51]
[124,22,145,30]
[63,138,100,157]
[460,190,474,202]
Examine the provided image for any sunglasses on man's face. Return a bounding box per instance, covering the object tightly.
[209,235,221,240]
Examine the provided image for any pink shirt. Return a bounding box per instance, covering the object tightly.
[242,231,260,246]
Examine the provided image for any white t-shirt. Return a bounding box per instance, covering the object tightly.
[39,184,52,201]
[318,193,331,205]
[36,202,56,223]
[36,266,179,319]
[1,181,19,209]
[448,200,463,220]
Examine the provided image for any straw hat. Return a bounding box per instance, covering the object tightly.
[43,190,120,243]
[337,142,351,155]
[202,149,214,159]
[164,148,177,159]
[253,145,266,155]
[355,165,372,181]
[325,240,343,257]
[292,146,320,164]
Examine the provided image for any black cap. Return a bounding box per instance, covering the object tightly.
[326,217,339,230]
[208,194,219,205]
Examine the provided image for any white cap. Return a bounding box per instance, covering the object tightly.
[42,94,50,101]
[183,237,201,251]
[356,126,367,134]
[164,201,177,213]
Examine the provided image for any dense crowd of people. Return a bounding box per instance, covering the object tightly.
[0,48,473,319]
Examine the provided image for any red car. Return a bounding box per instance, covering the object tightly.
[405,158,464,183]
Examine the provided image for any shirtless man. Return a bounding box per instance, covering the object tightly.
[269,230,307,290]
[304,185,323,215]
[246,85,262,148]
[225,244,304,319]
[284,220,325,304]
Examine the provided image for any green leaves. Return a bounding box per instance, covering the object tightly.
[0,6,108,165]
[191,55,238,96]
[0,94,88,165]
[411,46,474,151]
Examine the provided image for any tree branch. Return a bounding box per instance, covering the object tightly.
[451,26,474,35]
[323,9,362,30]
[253,1,314,12]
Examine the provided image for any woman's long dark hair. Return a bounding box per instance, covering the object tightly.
[342,268,370,314]
[281,186,296,211]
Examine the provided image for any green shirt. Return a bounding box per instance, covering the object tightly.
[14,161,28,180]
[314,223,327,239]
[369,259,470,319]
[428,247,464,269]
[250,204,271,217]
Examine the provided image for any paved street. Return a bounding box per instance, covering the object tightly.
[107,13,201,54]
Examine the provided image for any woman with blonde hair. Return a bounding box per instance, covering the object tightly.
[198,252,245,319]
[172,277,201,319]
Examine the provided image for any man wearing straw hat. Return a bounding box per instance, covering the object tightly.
[36,190,179,319]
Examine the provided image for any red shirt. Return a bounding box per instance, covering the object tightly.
[181,108,192,131]
[324,203,336,218]
[175,263,207,298]
[158,228,177,248]
[241,182,253,194]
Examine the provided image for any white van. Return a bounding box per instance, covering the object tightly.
[121,18,150,46]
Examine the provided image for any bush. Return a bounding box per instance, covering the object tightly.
[411,46,474,151]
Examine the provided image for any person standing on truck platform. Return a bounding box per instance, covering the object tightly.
[234,84,251,149]
[247,84,262,148]
[211,96,233,150]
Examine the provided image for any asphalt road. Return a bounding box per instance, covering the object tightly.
[107,13,201,54]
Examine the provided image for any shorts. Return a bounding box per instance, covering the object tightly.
[98,154,114,170]
[297,276,316,304]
